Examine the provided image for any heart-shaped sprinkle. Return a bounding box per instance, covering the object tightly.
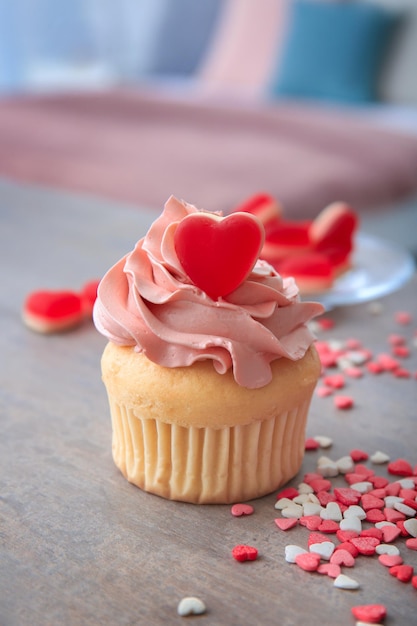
[378,554,403,567]
[330,549,355,567]
[318,520,339,533]
[381,524,401,543]
[387,458,413,476]
[300,515,322,530]
[406,537,417,550]
[375,543,400,556]
[230,503,254,517]
[285,545,307,563]
[274,517,298,531]
[351,604,387,623]
[339,516,362,533]
[389,564,414,582]
[174,211,264,300]
[177,596,207,616]
[404,518,417,537]
[309,541,335,560]
[317,563,341,578]
[334,574,359,590]
[370,450,390,464]
[232,544,258,562]
[295,552,321,572]
[349,536,380,556]
[344,505,366,520]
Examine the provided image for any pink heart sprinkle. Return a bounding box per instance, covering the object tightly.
[231,503,254,517]
[334,395,354,409]
[317,563,341,578]
[274,518,298,531]
[378,554,403,567]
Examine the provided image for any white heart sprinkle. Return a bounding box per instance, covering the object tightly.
[370,450,390,464]
[375,544,400,556]
[313,435,333,448]
[320,502,342,522]
[349,481,373,494]
[310,541,335,560]
[303,502,322,517]
[343,505,366,520]
[293,494,310,505]
[397,478,415,489]
[336,456,355,474]
[334,574,360,590]
[317,461,339,478]
[177,597,206,617]
[339,516,362,533]
[285,545,307,563]
[375,521,396,529]
[384,496,404,508]
[394,502,416,517]
[298,482,314,494]
[275,497,294,510]
[395,502,416,517]
[281,504,304,519]
[345,350,368,365]
[404,518,417,538]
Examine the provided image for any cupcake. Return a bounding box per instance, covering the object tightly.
[93,196,324,503]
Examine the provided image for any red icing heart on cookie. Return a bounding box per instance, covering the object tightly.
[174,212,264,300]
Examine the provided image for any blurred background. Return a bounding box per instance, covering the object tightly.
[0,0,416,256]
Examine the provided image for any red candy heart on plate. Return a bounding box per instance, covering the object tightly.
[174,212,264,300]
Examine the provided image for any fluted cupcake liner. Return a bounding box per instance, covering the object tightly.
[108,395,311,504]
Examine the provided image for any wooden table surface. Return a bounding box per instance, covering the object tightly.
[1,180,416,626]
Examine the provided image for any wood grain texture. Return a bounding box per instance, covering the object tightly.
[0,180,416,626]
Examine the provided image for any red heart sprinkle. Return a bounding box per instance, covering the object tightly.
[295,552,321,572]
[336,541,359,557]
[174,212,264,300]
[334,395,354,409]
[305,437,320,451]
[350,449,369,462]
[231,503,254,517]
[389,564,414,582]
[351,604,387,623]
[23,290,84,333]
[232,544,258,562]
[276,487,299,500]
[349,536,380,555]
[388,458,413,476]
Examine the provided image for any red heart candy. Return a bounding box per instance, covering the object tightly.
[389,564,414,582]
[231,544,258,562]
[387,458,413,476]
[174,212,264,300]
[351,604,387,624]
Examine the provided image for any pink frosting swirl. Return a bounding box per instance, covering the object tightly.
[93,196,324,388]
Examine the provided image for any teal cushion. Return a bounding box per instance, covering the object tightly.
[270,0,399,103]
